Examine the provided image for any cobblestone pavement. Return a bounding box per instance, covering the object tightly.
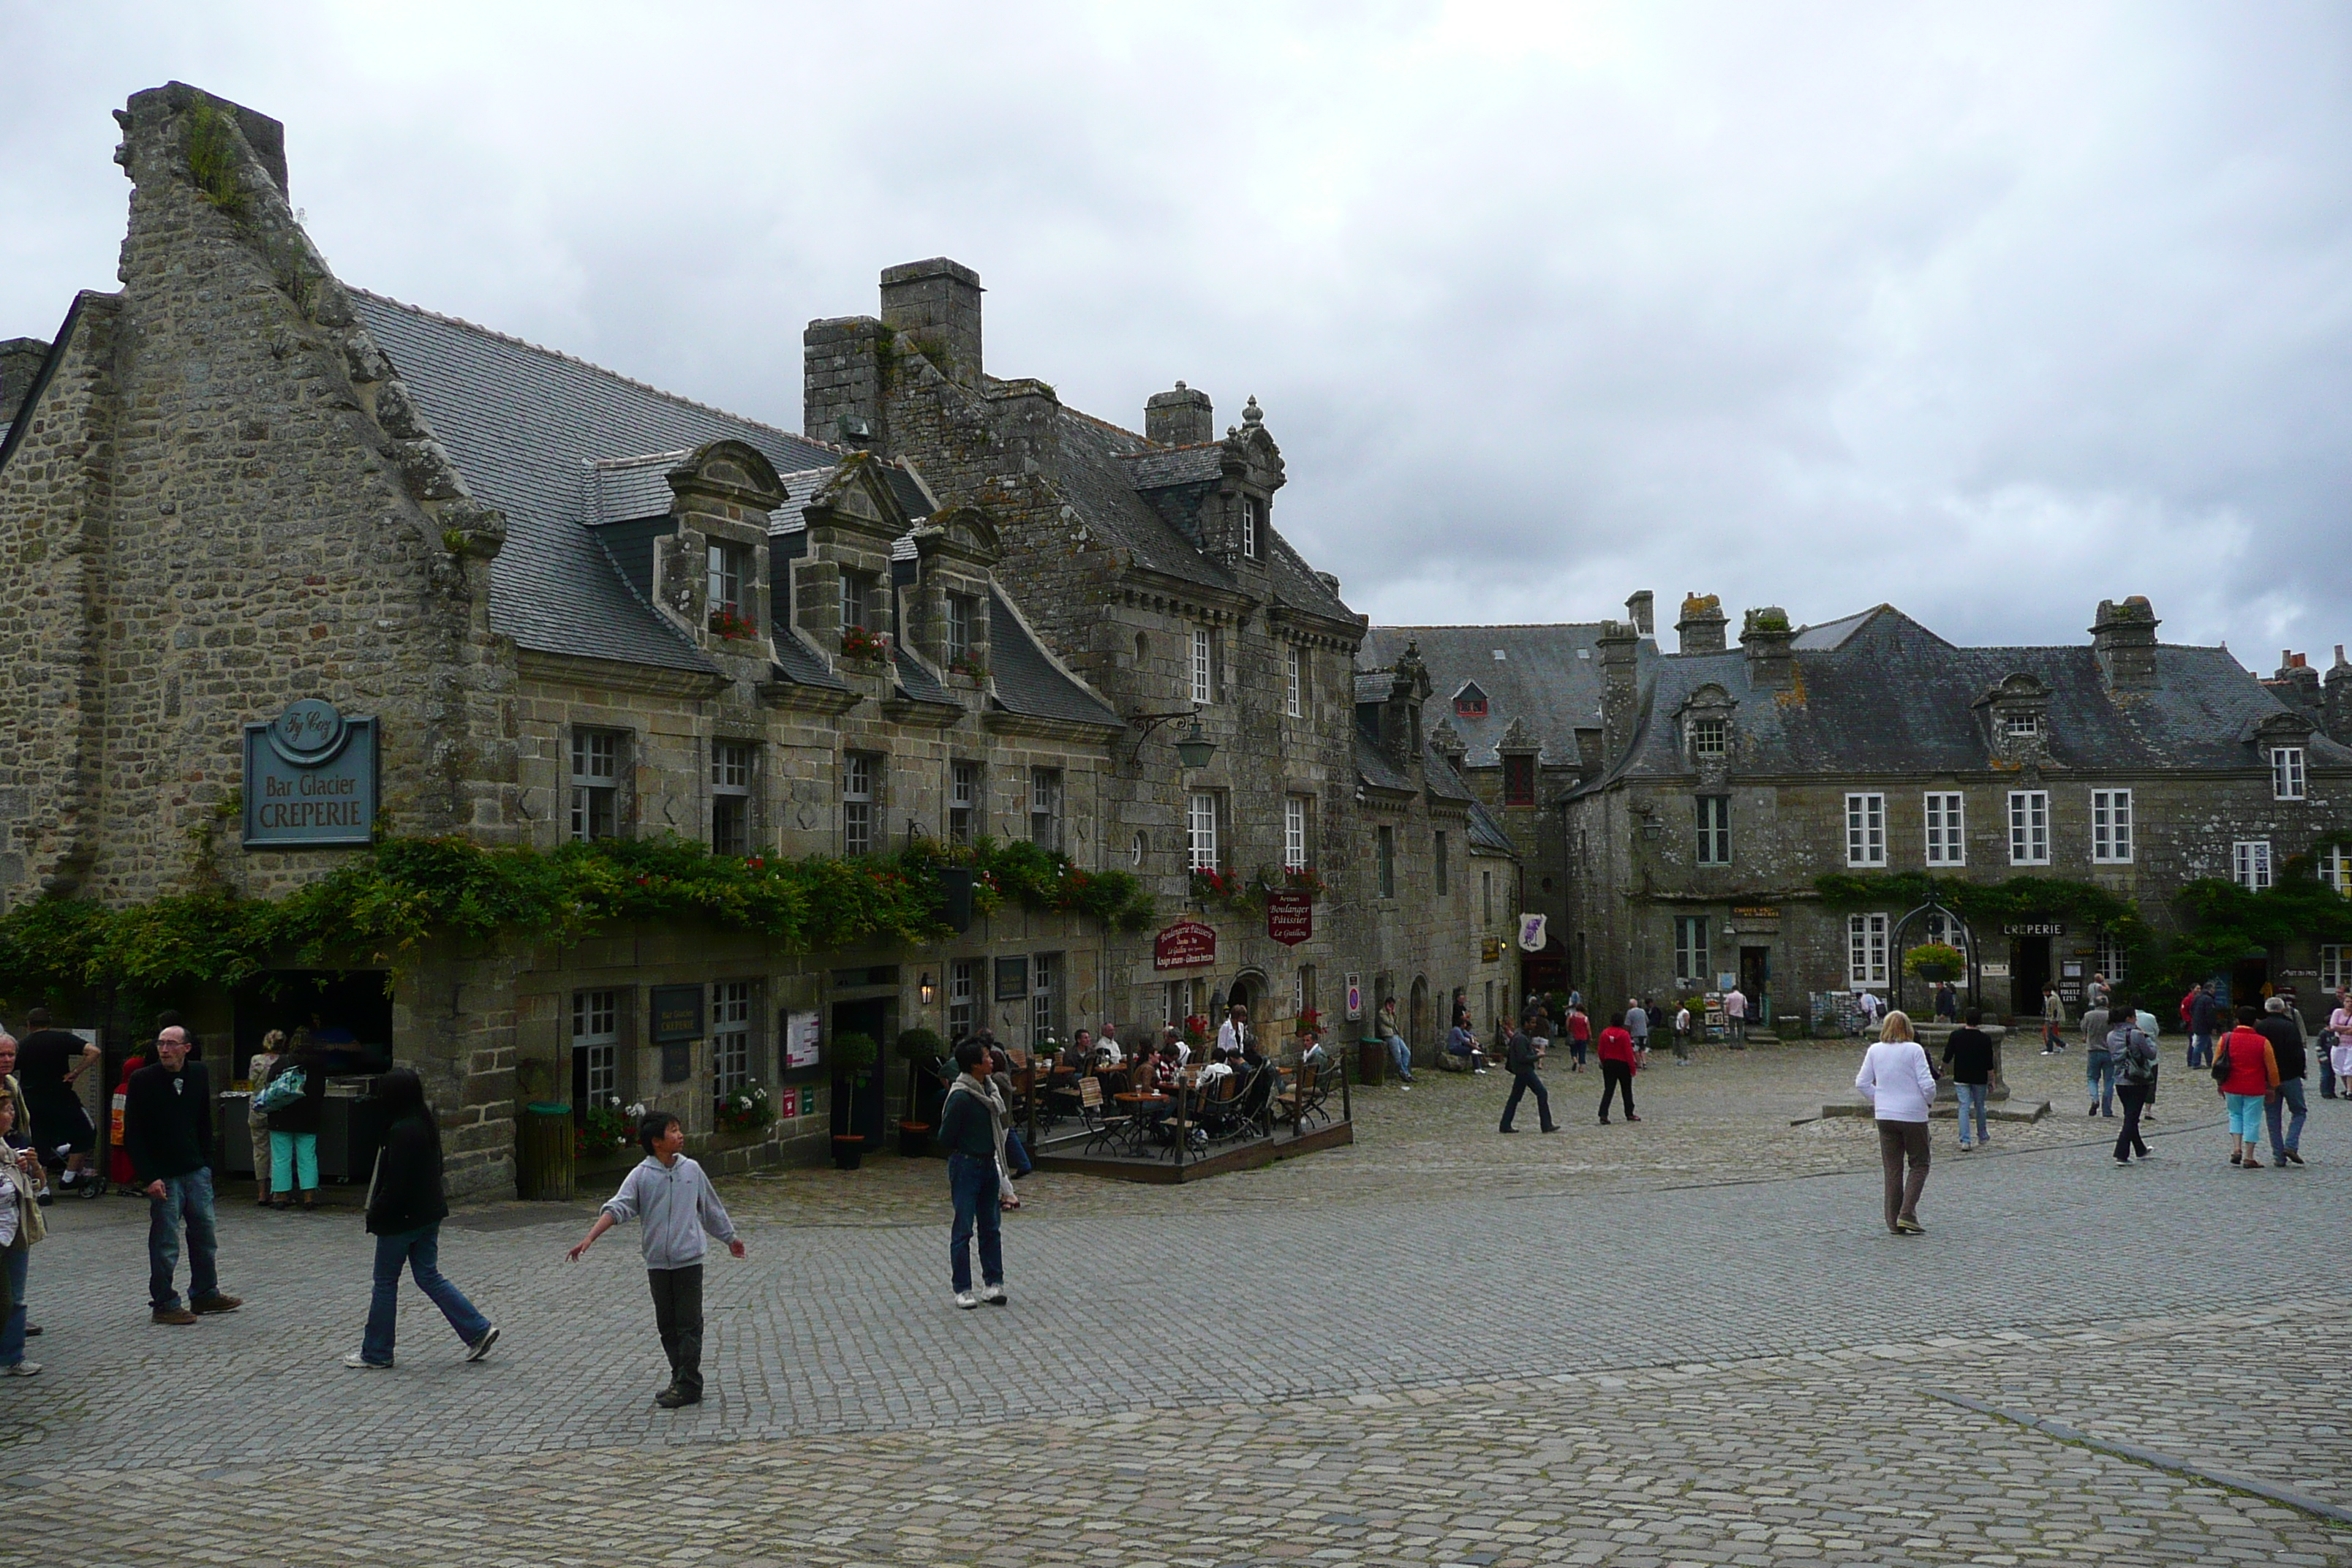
[10,1040,2350,1565]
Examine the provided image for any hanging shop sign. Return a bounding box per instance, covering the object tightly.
[1154,918,1218,970]
[1264,892,1312,947]
[1516,913,1549,953]
[1482,937,1503,963]
[242,698,378,848]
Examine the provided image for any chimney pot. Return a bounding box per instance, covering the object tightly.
[1675,593,1727,655]
[878,257,983,389]
[1145,383,1215,446]
[1624,590,1655,637]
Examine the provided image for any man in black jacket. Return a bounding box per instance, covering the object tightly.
[2257,996,2309,1166]
[1497,1016,1557,1134]
[124,1028,241,1325]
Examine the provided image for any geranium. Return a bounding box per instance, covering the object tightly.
[706,607,758,641]
[715,1083,773,1135]
[840,625,888,660]
[574,1093,633,1162]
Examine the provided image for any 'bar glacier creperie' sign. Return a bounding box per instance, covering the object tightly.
[242,698,378,848]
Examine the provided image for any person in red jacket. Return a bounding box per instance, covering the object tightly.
[1596,1012,1641,1124]
[2215,1006,2279,1167]
[1566,1008,1591,1072]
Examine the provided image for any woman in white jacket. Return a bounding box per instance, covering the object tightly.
[1855,1011,1938,1235]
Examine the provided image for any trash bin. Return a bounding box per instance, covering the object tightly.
[516,1101,574,1200]
[1357,1036,1387,1087]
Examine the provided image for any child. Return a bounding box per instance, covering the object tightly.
[567,1110,743,1409]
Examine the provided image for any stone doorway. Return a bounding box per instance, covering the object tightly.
[2010,935,2052,1017]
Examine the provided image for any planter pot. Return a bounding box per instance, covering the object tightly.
[898,1122,934,1158]
[1913,965,1958,984]
[831,1136,866,1172]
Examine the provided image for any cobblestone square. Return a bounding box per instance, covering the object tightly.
[10,1042,2352,1566]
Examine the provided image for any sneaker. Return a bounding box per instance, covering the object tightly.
[1959,1142,1973,1152]
[342,1352,393,1370]
[655,1386,701,1409]
[190,1294,243,1315]
[1626,1114,1642,1123]
[1473,1068,1490,1075]
[0,1361,38,1377]
[1893,1217,1925,1235]
[467,1324,500,1362]
[151,1306,198,1326]
[2114,1157,2132,1167]
[954,1289,980,1310]
[981,1282,1008,1306]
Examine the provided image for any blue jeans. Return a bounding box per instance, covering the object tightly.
[147,1166,219,1310]
[0,1240,26,1366]
[268,1129,320,1193]
[2266,1078,2308,1158]
[948,1153,1002,1293]
[1003,1128,1032,1178]
[2190,1033,2213,1069]
[360,1223,491,1365]
[1387,1033,1414,1082]
[1953,1082,1989,1146]
[2085,1050,2116,1115]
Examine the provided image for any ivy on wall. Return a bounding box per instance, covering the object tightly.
[0,834,1154,1009]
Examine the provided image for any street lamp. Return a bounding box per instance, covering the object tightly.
[919,972,935,1007]
[1128,706,1219,770]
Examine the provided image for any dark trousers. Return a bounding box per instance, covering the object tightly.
[2114,1084,2150,1160]
[948,1153,1003,1293]
[1599,1060,1636,1120]
[1499,1068,1553,1132]
[647,1264,704,1398]
[1877,1120,1929,1230]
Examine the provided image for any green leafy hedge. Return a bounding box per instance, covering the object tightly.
[0,833,1153,1008]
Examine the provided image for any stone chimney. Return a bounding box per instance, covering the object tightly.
[1146,382,1215,446]
[879,257,982,390]
[2090,596,2160,690]
[0,337,50,426]
[1675,593,1727,655]
[2326,647,2352,748]
[1381,641,1432,767]
[803,316,890,450]
[1741,606,1795,691]
[1624,590,1654,637]
[2273,650,2323,718]
[1597,617,1640,761]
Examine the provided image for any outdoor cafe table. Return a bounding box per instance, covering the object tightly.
[1113,1091,1169,1152]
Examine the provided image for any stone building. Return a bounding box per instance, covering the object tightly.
[0,83,1516,1190]
[1382,590,2352,1032]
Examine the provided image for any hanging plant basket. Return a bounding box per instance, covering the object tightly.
[1904,943,1967,984]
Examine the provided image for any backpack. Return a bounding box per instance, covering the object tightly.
[252,1063,306,1114]
[2109,1025,2157,1088]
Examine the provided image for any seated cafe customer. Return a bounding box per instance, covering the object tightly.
[1196,1047,1235,1093]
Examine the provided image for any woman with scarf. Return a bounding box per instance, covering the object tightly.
[939,1039,1012,1309]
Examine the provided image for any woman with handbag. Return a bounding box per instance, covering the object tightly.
[257,1045,326,1210]
[344,1068,498,1370]
[2215,1006,2279,1168]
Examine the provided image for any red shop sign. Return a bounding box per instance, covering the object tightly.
[1154,918,1218,970]
[1265,891,1313,947]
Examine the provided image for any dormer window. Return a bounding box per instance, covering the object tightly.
[706,541,748,617]
[1689,715,1727,758]
[1240,495,1266,560]
[2005,713,2043,738]
[2273,745,2307,801]
[943,591,976,666]
[840,570,870,633]
[1453,682,1488,719]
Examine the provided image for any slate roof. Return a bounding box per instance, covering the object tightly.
[1361,625,1654,767]
[1353,730,1417,794]
[1349,731,1522,856]
[352,291,842,673]
[1592,604,2352,788]
[1120,442,1224,490]
[987,587,1123,730]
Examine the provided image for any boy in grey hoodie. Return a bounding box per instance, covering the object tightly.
[568,1109,744,1407]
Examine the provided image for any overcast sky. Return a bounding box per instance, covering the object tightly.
[6,2,2348,666]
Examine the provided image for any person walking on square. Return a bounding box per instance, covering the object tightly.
[2256,995,2309,1166]
[1624,998,1651,1063]
[2322,986,2351,1100]
[1596,1011,1641,1124]
[2040,985,2067,1055]
[1672,1000,1692,1063]
[125,1028,241,1325]
[1497,1016,1556,1134]
[1724,986,1748,1046]
[2107,998,2158,1166]
[2188,981,2220,1071]
[1565,1005,1591,1071]
[1856,1011,1935,1235]
[2215,1006,2279,1168]
[937,1039,1011,1308]
[344,1069,498,1371]
[1943,1009,1995,1152]
[1934,982,1957,1025]
[2081,996,2118,1118]
[567,1109,743,1407]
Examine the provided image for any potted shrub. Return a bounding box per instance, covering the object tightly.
[831,1030,879,1170]
[1904,942,1967,985]
[895,1027,946,1155]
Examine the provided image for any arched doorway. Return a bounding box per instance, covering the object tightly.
[1409,976,1430,1054]
[1229,968,1270,1039]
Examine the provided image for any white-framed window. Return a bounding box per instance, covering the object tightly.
[1689,715,1727,758]
[1921,911,1963,951]
[948,960,978,1041]
[706,540,750,617]
[1697,796,1730,866]
[571,989,619,1102]
[1377,824,1396,898]
[1285,644,1303,718]
[943,592,975,666]
[1673,915,1709,981]
[2323,845,2352,897]
[2273,746,2307,802]
[840,570,869,633]
[1029,767,1063,853]
[2089,788,2133,864]
[1284,794,1310,870]
[949,761,980,843]
[2008,790,2050,866]
[1031,952,1061,1047]
[2097,932,2129,983]
[1845,793,1885,867]
[1923,792,1965,866]
[1847,913,1890,987]
[569,729,620,843]
[2005,712,2043,738]
[711,980,753,1097]
[2322,944,2350,992]
[1191,627,1216,704]
[711,740,754,856]
[1240,495,1262,559]
[843,751,877,857]
[2233,839,2273,891]
[1433,829,1449,895]
[1188,791,1221,871]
